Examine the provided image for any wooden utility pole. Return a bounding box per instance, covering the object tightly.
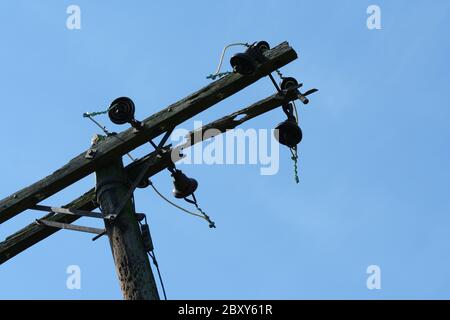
[96,157,159,300]
[0,41,316,299]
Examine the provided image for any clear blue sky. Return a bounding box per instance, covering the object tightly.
[1,0,450,299]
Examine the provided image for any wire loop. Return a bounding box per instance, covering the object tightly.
[207,42,251,80]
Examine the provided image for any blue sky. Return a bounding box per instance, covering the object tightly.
[0,0,450,299]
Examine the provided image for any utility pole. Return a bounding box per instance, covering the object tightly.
[0,41,317,299]
[96,157,159,300]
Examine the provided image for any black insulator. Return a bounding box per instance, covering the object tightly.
[108,97,136,125]
[172,169,198,199]
[229,41,270,76]
[280,77,299,91]
[255,41,270,53]
[274,118,303,148]
[230,52,257,75]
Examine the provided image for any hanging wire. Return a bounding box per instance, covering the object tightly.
[148,251,167,300]
[147,180,211,222]
[207,42,250,80]
[275,69,284,80]
[291,101,300,184]
[184,193,216,228]
[83,112,111,135]
[292,101,299,125]
[83,110,109,118]
[290,146,300,184]
[83,109,137,162]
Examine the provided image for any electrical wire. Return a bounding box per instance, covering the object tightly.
[292,101,299,124]
[290,146,300,184]
[148,251,167,300]
[275,69,284,80]
[84,113,111,134]
[291,101,300,184]
[148,180,208,221]
[207,42,250,80]
[184,194,216,228]
[83,112,137,162]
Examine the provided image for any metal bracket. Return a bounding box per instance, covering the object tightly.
[109,156,161,219]
[36,219,106,236]
[267,72,318,105]
[31,205,109,220]
[92,230,107,241]
[91,212,146,242]
[148,126,175,153]
[33,204,148,241]
[108,127,176,220]
[157,127,175,150]
[85,148,97,159]
[268,73,282,94]
[282,85,318,105]
[132,120,144,133]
